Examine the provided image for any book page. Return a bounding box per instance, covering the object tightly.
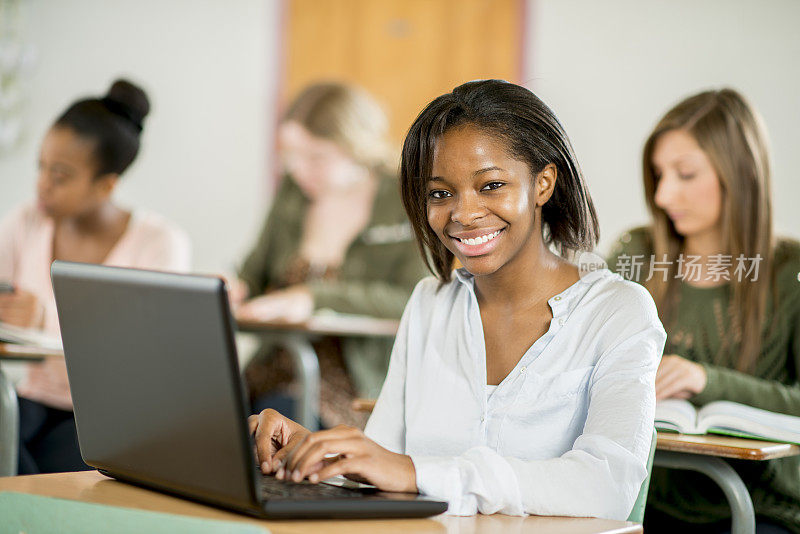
[0,321,63,351]
[655,399,699,434]
[698,401,800,444]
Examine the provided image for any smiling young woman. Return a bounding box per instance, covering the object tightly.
[608,89,800,533]
[248,80,666,519]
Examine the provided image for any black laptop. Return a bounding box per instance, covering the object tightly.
[50,261,447,519]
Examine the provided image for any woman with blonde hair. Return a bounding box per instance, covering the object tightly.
[235,82,426,428]
[608,88,800,532]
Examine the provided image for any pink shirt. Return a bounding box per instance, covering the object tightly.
[0,203,191,409]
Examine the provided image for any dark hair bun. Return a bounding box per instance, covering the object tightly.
[105,79,150,126]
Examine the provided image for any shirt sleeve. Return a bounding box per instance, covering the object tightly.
[363,282,423,452]
[308,275,420,319]
[410,299,665,519]
[238,212,276,298]
[309,224,427,319]
[238,180,297,298]
[0,206,23,281]
[691,246,800,416]
[691,363,800,416]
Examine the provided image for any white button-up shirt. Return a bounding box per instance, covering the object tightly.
[364,267,665,519]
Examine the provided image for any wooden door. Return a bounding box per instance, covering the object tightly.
[283,0,525,142]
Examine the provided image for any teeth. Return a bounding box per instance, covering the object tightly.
[458,230,501,246]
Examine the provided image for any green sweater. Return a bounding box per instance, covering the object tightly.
[239,173,428,397]
[607,226,800,531]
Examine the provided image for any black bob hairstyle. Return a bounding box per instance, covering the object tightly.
[399,79,599,282]
[53,79,150,177]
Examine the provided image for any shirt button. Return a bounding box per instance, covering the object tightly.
[559,318,565,326]
[520,366,526,374]
[480,415,485,422]
[554,295,562,301]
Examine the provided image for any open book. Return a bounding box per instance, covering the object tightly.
[0,321,63,351]
[655,399,800,445]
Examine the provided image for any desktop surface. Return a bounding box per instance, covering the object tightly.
[657,432,800,460]
[0,471,643,534]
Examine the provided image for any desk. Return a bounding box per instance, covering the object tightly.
[0,470,643,533]
[237,315,400,430]
[0,344,63,477]
[654,432,800,534]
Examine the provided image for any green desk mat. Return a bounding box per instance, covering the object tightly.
[0,492,269,534]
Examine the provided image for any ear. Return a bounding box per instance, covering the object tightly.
[93,173,120,200]
[535,164,557,207]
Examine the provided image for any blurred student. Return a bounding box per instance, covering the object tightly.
[247,80,665,519]
[608,89,800,533]
[0,79,191,474]
[234,82,426,428]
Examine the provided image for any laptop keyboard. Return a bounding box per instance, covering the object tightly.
[260,475,370,500]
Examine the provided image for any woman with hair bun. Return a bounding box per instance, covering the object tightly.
[0,79,191,474]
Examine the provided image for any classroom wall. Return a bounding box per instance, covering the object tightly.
[0,0,281,273]
[526,0,800,255]
[1,1,797,274]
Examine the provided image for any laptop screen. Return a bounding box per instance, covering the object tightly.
[51,262,259,513]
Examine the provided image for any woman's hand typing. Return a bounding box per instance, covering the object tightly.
[248,409,311,474]
[277,425,417,493]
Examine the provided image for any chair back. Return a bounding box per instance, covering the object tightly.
[627,428,657,523]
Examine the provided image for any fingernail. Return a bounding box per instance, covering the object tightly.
[276,467,284,479]
[309,473,319,483]
[261,462,269,473]
[292,470,302,482]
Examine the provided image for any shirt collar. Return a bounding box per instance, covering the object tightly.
[453,265,611,319]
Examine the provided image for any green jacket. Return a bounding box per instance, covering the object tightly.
[608,226,800,531]
[239,173,428,397]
